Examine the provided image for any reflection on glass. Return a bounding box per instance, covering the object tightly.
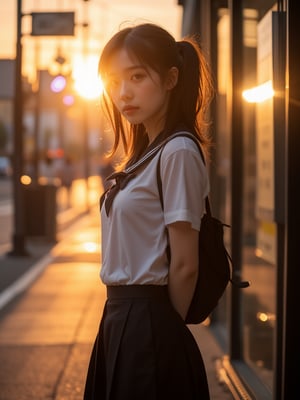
[242,80,274,103]
[243,250,275,390]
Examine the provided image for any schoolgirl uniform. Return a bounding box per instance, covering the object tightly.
[84,135,210,400]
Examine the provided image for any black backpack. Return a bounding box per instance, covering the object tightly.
[103,132,249,324]
[156,132,249,324]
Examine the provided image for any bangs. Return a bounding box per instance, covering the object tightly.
[99,24,176,82]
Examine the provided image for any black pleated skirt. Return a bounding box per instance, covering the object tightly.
[83,285,210,400]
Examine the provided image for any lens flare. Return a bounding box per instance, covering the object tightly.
[50,75,66,93]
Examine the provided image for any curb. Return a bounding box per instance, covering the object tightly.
[0,252,54,311]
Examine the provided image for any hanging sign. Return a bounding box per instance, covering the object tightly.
[31,12,75,36]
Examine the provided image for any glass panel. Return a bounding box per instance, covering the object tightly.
[241,3,277,392]
[213,7,231,347]
[215,1,277,392]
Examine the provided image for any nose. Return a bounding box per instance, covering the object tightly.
[119,80,132,100]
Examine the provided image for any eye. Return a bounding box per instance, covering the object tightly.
[131,72,145,82]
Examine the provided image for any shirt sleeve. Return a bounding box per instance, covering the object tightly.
[160,137,209,230]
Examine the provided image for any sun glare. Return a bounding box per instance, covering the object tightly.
[73,55,104,99]
[242,80,274,103]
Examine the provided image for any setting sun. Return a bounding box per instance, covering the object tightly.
[73,55,103,99]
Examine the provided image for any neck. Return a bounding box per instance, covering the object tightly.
[146,125,165,145]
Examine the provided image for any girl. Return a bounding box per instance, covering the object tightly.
[84,23,214,400]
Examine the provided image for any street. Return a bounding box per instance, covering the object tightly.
[0,178,12,203]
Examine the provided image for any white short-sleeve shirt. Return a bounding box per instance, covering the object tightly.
[100,136,210,286]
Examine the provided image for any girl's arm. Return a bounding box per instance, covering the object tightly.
[167,221,199,320]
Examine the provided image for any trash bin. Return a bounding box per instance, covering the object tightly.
[23,183,57,242]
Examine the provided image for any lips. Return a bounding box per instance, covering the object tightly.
[122,105,139,114]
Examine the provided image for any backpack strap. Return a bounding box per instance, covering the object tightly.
[156,132,212,216]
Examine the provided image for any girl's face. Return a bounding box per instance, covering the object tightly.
[105,48,177,141]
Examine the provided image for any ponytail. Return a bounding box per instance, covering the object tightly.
[166,38,214,151]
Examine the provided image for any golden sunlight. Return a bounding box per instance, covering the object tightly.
[242,80,274,103]
[73,55,104,99]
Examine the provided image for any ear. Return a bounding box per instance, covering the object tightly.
[165,67,179,90]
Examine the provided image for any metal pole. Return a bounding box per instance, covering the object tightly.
[282,2,300,397]
[32,41,41,183]
[228,0,244,360]
[272,11,286,399]
[9,0,28,256]
[32,70,40,183]
[82,0,90,212]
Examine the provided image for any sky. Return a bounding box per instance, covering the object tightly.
[0,0,183,85]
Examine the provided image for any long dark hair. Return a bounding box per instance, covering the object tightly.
[99,23,214,163]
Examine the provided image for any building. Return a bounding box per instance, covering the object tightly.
[179,1,300,399]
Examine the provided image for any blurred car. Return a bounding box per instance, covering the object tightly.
[0,157,11,177]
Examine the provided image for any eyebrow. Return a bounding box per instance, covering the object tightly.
[107,64,146,76]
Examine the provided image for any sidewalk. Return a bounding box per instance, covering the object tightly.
[0,207,233,400]
[0,202,89,308]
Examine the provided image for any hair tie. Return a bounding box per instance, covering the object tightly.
[176,41,184,65]
[176,41,183,52]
